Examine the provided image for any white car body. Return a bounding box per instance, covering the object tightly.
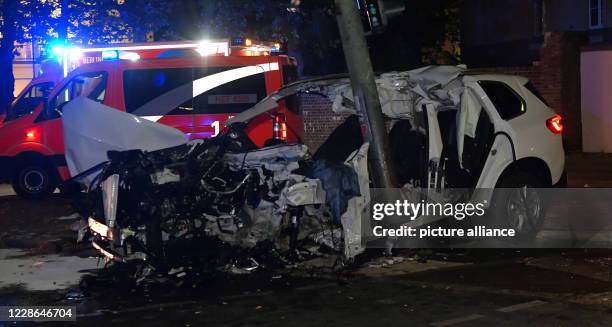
[466,74,565,188]
[229,67,566,200]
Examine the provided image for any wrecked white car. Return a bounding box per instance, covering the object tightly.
[64,97,369,275]
[227,65,565,234]
[66,65,565,275]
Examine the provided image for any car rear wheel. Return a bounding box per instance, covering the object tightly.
[12,163,57,199]
[489,172,546,240]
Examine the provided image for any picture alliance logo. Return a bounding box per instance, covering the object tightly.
[371,199,488,221]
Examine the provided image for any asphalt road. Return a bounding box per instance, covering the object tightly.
[76,270,612,327]
[1,246,611,326]
[1,152,612,325]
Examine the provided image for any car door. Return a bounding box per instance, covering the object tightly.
[5,82,55,123]
[461,77,522,190]
[191,66,268,140]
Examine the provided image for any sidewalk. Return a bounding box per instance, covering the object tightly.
[0,184,14,197]
[566,152,612,187]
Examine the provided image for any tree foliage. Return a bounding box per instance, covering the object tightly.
[3,0,174,46]
[65,0,175,44]
[419,0,462,65]
[0,0,19,112]
[8,0,58,43]
[0,0,175,110]
[193,0,340,75]
[196,0,304,42]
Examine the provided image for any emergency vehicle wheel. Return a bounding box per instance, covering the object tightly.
[12,164,57,199]
[489,172,546,241]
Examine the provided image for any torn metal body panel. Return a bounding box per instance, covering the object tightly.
[63,97,188,177]
[230,65,477,191]
[227,65,563,239]
[340,143,369,259]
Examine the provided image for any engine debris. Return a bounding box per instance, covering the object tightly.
[68,109,369,279]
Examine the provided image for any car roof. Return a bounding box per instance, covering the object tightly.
[69,60,119,74]
[465,72,529,85]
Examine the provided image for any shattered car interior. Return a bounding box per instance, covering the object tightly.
[65,65,545,278]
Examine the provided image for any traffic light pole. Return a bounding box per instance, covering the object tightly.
[334,0,397,189]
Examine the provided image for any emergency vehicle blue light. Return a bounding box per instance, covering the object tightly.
[102,50,119,60]
[51,45,65,56]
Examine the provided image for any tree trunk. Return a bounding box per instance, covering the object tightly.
[0,0,18,114]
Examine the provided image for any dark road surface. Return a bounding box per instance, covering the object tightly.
[76,274,612,327]
[1,247,610,326]
[2,153,612,326]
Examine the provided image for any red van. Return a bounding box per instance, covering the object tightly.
[0,41,302,198]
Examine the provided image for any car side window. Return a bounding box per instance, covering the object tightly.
[478,81,526,120]
[41,72,108,121]
[122,67,267,116]
[123,68,194,114]
[23,82,54,99]
[5,82,55,122]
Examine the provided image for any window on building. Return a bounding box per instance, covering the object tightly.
[590,0,603,29]
[479,81,526,120]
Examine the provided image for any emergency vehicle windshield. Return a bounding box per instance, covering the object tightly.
[5,82,54,122]
[45,72,107,120]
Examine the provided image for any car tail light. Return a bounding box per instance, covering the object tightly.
[281,121,287,140]
[273,114,287,142]
[546,114,563,134]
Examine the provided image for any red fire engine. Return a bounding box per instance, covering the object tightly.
[0,38,302,198]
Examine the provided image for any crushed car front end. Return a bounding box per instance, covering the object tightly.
[68,103,369,275]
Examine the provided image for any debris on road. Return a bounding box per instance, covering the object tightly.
[57,213,83,221]
[65,289,86,301]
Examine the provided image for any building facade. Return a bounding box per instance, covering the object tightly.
[461,0,612,152]
[461,0,611,67]
[12,42,44,96]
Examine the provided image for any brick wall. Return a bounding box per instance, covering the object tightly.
[300,32,587,152]
[301,94,351,152]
